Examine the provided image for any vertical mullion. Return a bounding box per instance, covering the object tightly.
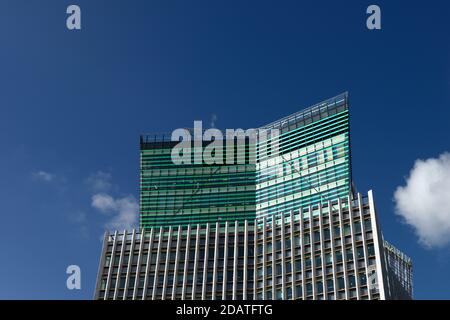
[290,212,296,300]
[181,225,191,300]
[202,223,210,300]
[123,229,136,300]
[358,193,372,300]
[151,227,164,300]
[212,222,219,300]
[142,228,154,300]
[171,226,182,300]
[113,230,127,300]
[191,224,200,300]
[222,221,229,300]
[162,226,173,300]
[243,220,248,300]
[133,230,146,300]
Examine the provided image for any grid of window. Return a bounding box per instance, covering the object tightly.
[139,93,351,229]
[256,93,351,220]
[254,194,377,300]
[384,240,413,299]
[94,191,412,300]
[140,140,256,228]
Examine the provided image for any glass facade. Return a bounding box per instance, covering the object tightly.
[256,92,351,221]
[140,138,256,228]
[140,93,351,229]
[95,93,413,300]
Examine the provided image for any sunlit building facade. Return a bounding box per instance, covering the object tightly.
[256,93,351,221]
[95,93,412,300]
[140,93,351,228]
[140,134,256,228]
[94,192,412,300]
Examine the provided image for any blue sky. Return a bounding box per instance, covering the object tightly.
[0,1,449,299]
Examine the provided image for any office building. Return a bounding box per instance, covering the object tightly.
[94,93,413,300]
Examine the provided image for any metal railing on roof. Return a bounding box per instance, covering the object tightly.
[259,92,348,130]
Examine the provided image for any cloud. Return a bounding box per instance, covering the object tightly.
[91,193,138,230]
[210,114,218,128]
[86,171,114,192]
[394,152,450,248]
[92,193,116,212]
[32,170,54,182]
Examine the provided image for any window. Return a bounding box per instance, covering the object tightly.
[296,285,303,298]
[323,228,331,240]
[257,268,263,277]
[367,244,375,256]
[315,256,322,266]
[286,262,292,273]
[286,287,292,299]
[303,234,310,244]
[104,255,111,267]
[305,258,311,268]
[276,241,282,251]
[359,273,367,286]
[285,239,291,249]
[327,279,334,291]
[129,277,135,288]
[353,221,361,234]
[349,275,356,288]
[295,260,301,271]
[314,231,320,242]
[276,289,282,299]
[364,219,372,231]
[119,277,126,289]
[346,248,353,261]
[343,224,351,236]
[276,264,282,275]
[335,250,343,263]
[316,281,323,294]
[357,246,364,259]
[306,283,313,296]
[334,226,340,237]
[337,277,345,290]
[100,278,107,290]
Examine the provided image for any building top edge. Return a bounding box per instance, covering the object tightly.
[139,92,348,144]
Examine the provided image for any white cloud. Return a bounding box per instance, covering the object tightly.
[92,193,116,212]
[86,171,113,192]
[32,170,54,182]
[394,152,450,248]
[91,193,138,230]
